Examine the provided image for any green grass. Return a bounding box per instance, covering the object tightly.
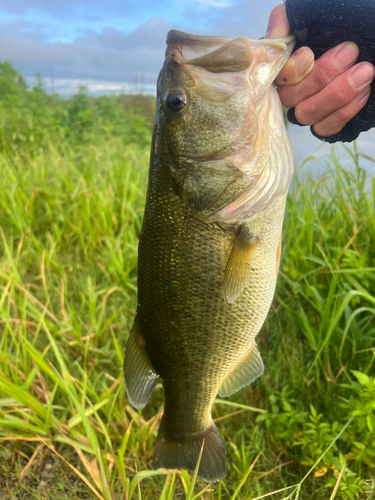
[0,135,374,499]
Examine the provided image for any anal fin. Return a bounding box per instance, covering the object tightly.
[218,342,264,397]
[123,319,159,409]
[223,225,257,304]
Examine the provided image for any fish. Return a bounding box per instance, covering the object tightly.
[123,30,295,482]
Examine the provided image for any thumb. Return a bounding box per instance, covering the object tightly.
[265,4,290,39]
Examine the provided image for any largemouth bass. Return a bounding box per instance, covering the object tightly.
[124,30,295,482]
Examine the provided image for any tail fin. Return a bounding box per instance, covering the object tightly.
[153,417,226,482]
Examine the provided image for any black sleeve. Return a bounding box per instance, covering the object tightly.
[284,0,375,143]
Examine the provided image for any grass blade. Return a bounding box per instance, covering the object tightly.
[185,440,205,500]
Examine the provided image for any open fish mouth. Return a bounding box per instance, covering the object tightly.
[165,30,295,103]
[166,29,296,63]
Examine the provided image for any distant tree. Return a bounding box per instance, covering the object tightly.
[0,61,154,154]
[0,61,27,100]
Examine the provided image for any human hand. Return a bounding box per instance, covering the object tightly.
[265,4,375,138]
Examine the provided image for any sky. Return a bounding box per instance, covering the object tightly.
[0,0,375,161]
[0,0,278,95]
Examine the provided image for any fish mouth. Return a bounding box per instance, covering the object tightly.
[166,29,295,64]
[166,30,250,73]
[164,30,295,103]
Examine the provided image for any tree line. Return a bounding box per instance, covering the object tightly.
[0,61,155,155]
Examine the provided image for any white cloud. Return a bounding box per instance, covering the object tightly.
[0,16,173,95]
[25,75,157,96]
[184,0,234,8]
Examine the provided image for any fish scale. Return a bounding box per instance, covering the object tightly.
[123,30,295,481]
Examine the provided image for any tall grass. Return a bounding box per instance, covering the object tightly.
[0,136,374,499]
[0,63,374,497]
[280,144,375,380]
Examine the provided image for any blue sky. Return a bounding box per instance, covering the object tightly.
[0,0,374,160]
[0,0,281,95]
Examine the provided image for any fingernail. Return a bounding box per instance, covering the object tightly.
[353,85,371,102]
[292,47,314,76]
[349,64,375,90]
[333,42,359,71]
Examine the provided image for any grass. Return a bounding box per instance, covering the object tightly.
[0,135,374,499]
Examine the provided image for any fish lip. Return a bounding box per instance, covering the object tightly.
[166,29,233,48]
[166,29,295,48]
[166,29,296,62]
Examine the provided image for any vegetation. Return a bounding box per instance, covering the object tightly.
[0,61,374,499]
[0,61,154,154]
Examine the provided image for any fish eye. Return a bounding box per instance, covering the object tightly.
[164,90,188,114]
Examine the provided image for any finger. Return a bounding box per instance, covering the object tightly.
[278,41,360,108]
[294,62,375,125]
[275,47,315,86]
[312,85,371,137]
[265,4,290,39]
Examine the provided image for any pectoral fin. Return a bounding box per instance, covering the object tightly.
[123,319,159,410]
[223,226,258,304]
[218,342,264,397]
